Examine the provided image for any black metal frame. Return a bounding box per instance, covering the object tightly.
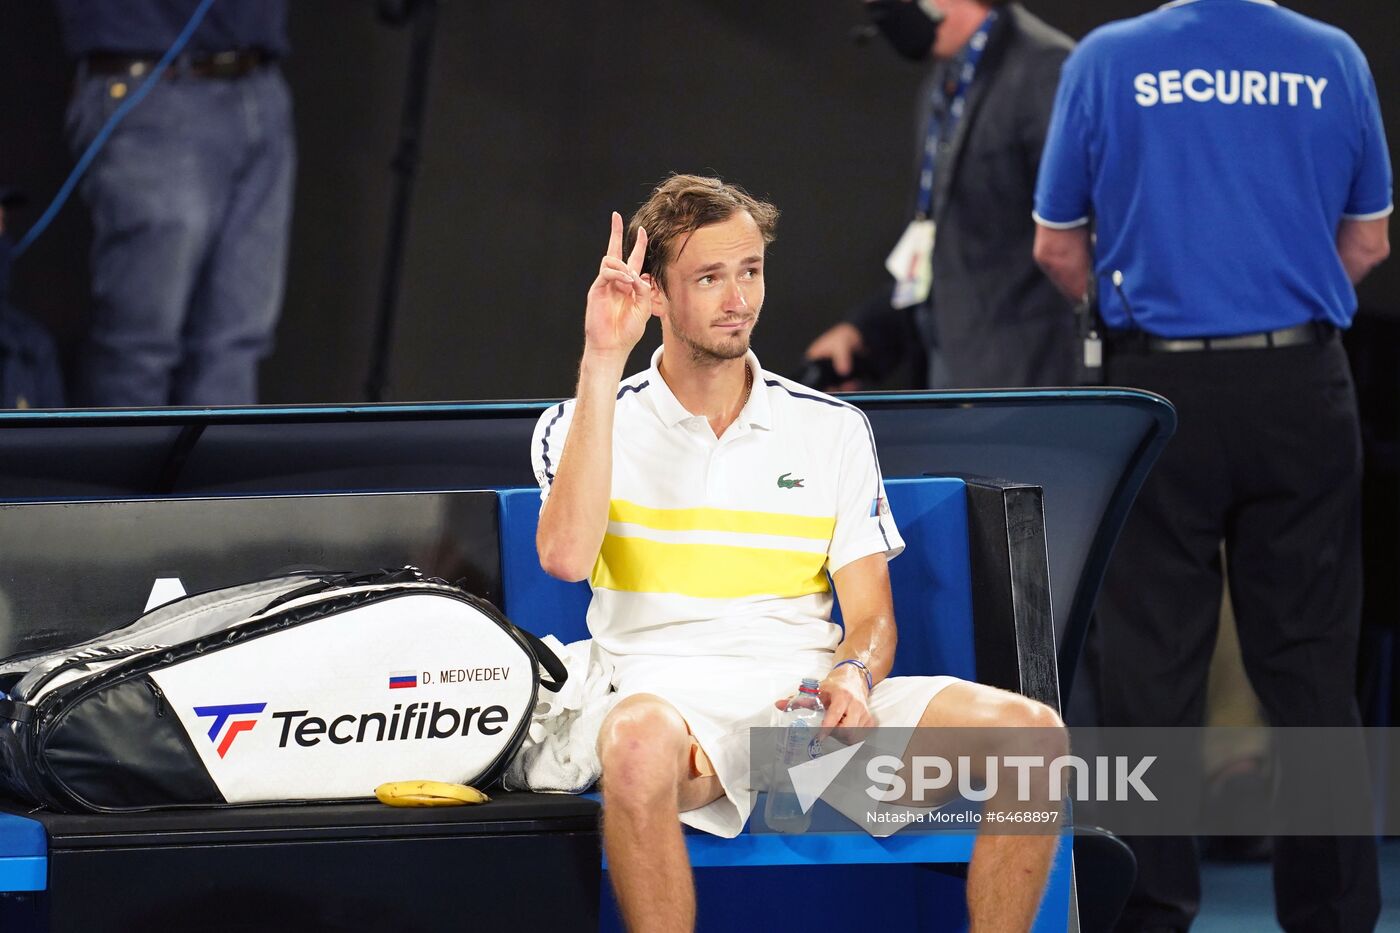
[963,480,1059,710]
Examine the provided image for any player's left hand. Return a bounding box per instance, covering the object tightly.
[773,665,874,740]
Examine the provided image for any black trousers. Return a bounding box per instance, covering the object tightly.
[1099,337,1380,933]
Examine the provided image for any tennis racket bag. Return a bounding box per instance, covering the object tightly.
[0,568,566,812]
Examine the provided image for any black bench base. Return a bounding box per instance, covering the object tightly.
[0,792,601,933]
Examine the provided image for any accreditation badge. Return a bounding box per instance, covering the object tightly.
[886,218,936,309]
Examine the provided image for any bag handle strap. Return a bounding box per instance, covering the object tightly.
[261,567,423,613]
[513,626,569,694]
[0,698,35,725]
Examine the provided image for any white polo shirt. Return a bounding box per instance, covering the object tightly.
[531,348,903,665]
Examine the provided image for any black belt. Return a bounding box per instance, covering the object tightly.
[1108,321,1335,353]
[83,49,272,80]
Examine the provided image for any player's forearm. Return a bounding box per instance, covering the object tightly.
[536,350,629,582]
[834,614,897,687]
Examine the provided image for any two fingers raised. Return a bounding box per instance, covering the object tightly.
[606,210,648,275]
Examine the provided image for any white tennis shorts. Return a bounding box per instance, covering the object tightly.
[602,648,962,837]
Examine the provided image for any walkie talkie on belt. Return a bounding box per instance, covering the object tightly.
[1076,274,1104,386]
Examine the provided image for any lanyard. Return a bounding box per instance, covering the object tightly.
[915,9,999,219]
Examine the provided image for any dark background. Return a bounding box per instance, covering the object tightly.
[2,0,1397,404]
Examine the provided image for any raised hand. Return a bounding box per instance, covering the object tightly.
[584,212,653,356]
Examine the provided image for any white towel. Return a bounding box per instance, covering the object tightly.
[503,637,617,793]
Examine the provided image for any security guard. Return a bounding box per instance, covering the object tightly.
[1031,1,1391,930]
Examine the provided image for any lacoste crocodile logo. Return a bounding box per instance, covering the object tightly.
[777,473,805,489]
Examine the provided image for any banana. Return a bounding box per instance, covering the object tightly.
[374,780,491,807]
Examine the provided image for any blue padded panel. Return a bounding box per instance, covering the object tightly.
[879,477,975,682]
[497,478,974,687]
[601,863,972,933]
[683,830,975,867]
[0,812,46,892]
[497,487,591,644]
[601,835,1074,932]
[1035,834,1076,933]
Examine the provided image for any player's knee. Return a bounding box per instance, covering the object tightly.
[993,695,1068,760]
[596,699,688,806]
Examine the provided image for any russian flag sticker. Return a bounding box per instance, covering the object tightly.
[388,671,418,689]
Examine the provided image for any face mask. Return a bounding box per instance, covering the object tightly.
[866,0,944,62]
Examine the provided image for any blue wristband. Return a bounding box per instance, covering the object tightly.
[833,658,873,692]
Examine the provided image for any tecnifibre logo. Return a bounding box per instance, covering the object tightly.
[191,700,514,758]
[194,702,268,758]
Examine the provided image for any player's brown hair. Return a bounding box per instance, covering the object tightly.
[625,174,779,293]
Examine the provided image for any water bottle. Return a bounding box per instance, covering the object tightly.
[763,677,825,833]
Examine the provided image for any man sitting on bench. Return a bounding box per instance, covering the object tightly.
[532,174,1066,933]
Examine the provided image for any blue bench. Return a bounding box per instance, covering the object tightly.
[0,391,1176,930]
[0,478,1072,932]
[499,477,1074,932]
[0,815,44,893]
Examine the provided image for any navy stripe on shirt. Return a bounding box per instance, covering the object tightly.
[540,380,650,486]
[766,380,892,551]
[538,402,567,486]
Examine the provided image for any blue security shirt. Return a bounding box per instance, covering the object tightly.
[56,0,289,60]
[1033,0,1392,337]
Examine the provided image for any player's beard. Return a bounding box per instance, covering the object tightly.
[669,310,758,367]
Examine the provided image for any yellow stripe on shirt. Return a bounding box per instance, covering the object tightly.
[592,534,831,599]
[608,499,835,541]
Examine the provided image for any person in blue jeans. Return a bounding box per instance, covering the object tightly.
[57,0,294,407]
